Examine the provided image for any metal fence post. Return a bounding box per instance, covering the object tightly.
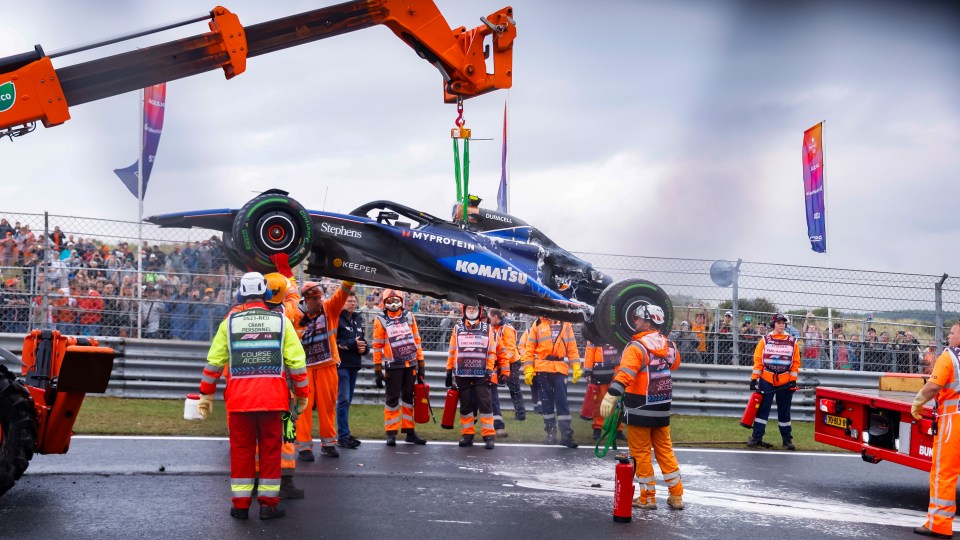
[41,212,50,329]
[935,274,948,354]
[731,259,740,365]
[859,317,868,371]
[713,305,720,365]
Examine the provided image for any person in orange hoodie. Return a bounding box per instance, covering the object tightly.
[599,304,684,511]
[523,317,582,448]
[263,268,305,499]
[446,303,498,449]
[295,278,354,460]
[488,308,520,435]
[910,322,960,539]
[747,312,802,451]
[371,289,427,446]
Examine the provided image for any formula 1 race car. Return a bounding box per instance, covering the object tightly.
[147,189,673,346]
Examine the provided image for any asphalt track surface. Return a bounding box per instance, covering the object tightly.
[0,436,951,540]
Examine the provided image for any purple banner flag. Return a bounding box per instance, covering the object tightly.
[115,83,166,199]
[802,122,826,253]
[496,100,508,213]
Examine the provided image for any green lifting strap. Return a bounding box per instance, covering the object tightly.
[452,137,471,222]
[453,138,463,204]
[594,398,624,459]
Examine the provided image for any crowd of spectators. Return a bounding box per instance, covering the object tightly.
[667,306,936,374]
[0,220,235,339]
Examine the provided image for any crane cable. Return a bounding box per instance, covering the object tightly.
[452,96,471,222]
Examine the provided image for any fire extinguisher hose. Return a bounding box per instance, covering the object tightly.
[594,398,624,459]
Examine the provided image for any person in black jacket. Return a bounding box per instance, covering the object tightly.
[336,292,368,449]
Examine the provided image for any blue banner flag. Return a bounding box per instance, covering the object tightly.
[802,122,826,253]
[115,83,166,199]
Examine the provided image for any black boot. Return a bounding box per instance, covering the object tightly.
[386,432,397,447]
[560,431,579,449]
[746,437,760,448]
[337,437,360,449]
[459,434,475,447]
[279,475,304,499]
[259,504,286,520]
[298,449,315,462]
[320,446,340,458]
[230,507,249,520]
[483,436,495,450]
[515,410,527,422]
[592,428,602,441]
[542,431,557,445]
[405,431,427,445]
[783,439,796,451]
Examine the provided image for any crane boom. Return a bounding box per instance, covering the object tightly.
[0,0,516,139]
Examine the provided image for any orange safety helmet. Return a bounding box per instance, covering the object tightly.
[264,273,288,305]
[301,281,324,298]
[381,289,403,309]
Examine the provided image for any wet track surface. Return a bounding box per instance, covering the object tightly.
[0,436,948,540]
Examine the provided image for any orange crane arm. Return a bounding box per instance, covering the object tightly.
[0,0,515,139]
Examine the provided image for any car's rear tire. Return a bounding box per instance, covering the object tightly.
[222,232,251,272]
[594,279,674,348]
[580,319,604,346]
[231,191,313,274]
[0,364,37,498]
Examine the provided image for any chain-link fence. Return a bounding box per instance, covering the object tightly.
[1,211,957,374]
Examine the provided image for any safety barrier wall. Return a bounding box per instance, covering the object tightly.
[0,334,883,422]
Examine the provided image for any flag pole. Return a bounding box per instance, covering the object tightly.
[505,90,510,212]
[136,87,144,339]
[822,119,833,368]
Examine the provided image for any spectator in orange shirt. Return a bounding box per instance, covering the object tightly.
[77,284,104,337]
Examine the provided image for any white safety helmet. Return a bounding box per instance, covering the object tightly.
[634,304,665,327]
[237,272,271,300]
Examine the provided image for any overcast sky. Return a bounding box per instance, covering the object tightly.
[2,0,958,275]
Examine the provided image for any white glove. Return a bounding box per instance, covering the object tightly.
[912,391,928,420]
[296,396,310,415]
[599,392,619,419]
[197,394,214,420]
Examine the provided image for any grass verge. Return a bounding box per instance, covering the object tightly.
[74,396,839,452]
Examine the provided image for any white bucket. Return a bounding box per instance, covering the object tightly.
[184,393,203,421]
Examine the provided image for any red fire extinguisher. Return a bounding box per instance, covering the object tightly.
[414,381,432,424]
[740,391,763,428]
[581,383,600,421]
[441,387,459,430]
[613,453,634,523]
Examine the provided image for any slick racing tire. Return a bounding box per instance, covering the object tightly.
[594,279,674,348]
[232,192,313,275]
[0,363,37,498]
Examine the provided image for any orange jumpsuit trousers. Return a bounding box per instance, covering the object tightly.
[626,424,683,505]
[295,363,339,451]
[924,411,959,536]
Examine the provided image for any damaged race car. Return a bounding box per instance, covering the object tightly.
[146,189,672,347]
